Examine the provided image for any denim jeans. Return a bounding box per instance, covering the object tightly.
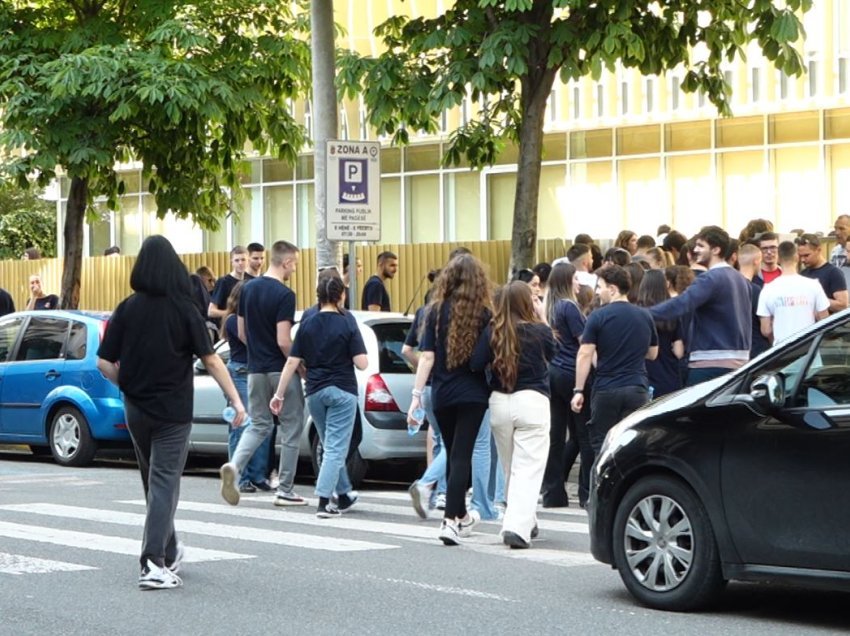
[470,411,498,520]
[226,361,270,486]
[418,386,447,495]
[686,366,730,387]
[308,386,358,499]
[489,434,506,505]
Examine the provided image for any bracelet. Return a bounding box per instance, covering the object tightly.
[572,388,584,394]
[412,388,423,398]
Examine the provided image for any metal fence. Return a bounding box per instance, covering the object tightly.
[0,239,568,313]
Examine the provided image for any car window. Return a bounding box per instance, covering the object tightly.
[15,317,69,361]
[796,324,850,407]
[66,321,88,361]
[0,317,24,363]
[371,322,412,374]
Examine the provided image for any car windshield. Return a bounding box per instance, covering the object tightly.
[371,322,412,374]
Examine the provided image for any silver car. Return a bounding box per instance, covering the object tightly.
[189,311,423,485]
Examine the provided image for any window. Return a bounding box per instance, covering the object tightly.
[644,78,654,112]
[669,75,680,110]
[371,323,412,374]
[304,101,313,139]
[780,71,790,100]
[65,322,87,361]
[807,59,818,97]
[620,81,629,114]
[549,89,558,123]
[340,108,349,140]
[0,317,24,363]
[572,85,580,119]
[797,326,850,407]
[751,67,761,102]
[596,83,605,117]
[15,317,68,362]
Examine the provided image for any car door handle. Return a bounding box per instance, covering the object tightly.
[45,370,61,380]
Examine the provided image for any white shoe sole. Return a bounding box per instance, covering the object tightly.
[219,464,240,506]
[408,483,428,519]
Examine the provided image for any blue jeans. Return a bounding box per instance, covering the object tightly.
[489,433,506,505]
[418,386,446,495]
[308,386,357,499]
[470,411,498,520]
[226,362,269,486]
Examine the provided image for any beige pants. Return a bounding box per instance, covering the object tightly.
[489,390,551,543]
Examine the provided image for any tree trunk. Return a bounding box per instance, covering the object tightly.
[508,70,557,278]
[311,0,340,270]
[60,176,87,309]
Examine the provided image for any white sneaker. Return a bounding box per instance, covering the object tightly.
[457,510,481,538]
[408,481,430,519]
[434,493,446,510]
[439,519,460,546]
[166,542,185,575]
[139,560,182,590]
[219,462,240,506]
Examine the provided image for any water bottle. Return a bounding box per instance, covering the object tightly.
[408,407,426,436]
[223,406,250,427]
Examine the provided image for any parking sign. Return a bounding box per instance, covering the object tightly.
[326,141,381,241]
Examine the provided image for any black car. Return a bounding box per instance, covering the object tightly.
[589,310,850,611]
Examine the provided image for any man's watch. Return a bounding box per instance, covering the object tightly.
[572,388,584,395]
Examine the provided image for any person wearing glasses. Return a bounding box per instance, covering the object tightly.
[797,233,849,314]
[757,232,781,284]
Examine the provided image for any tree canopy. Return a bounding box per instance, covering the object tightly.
[339,0,811,273]
[0,0,312,306]
[0,181,56,260]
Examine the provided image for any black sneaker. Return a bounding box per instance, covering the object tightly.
[251,480,273,492]
[317,503,341,518]
[503,531,530,549]
[239,482,257,493]
[336,492,358,513]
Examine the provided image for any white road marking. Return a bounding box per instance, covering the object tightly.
[0,503,396,553]
[0,551,96,575]
[353,490,590,518]
[0,520,250,563]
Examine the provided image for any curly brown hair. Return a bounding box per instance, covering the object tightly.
[429,254,491,370]
[490,281,538,392]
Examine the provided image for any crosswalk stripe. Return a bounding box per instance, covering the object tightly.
[357,490,589,518]
[0,503,396,553]
[0,520,250,563]
[0,551,96,575]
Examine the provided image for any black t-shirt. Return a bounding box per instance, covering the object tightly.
[238,276,296,373]
[361,275,391,311]
[33,295,59,310]
[550,299,585,375]
[189,274,211,318]
[472,322,556,397]
[0,289,15,317]
[749,281,770,358]
[404,306,432,386]
[97,293,213,422]
[420,302,490,408]
[224,314,247,365]
[211,273,253,310]
[291,311,366,396]
[801,263,846,300]
[581,302,658,391]
[646,321,683,397]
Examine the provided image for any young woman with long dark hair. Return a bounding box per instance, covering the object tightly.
[540,263,594,508]
[637,269,685,398]
[407,253,492,545]
[471,281,555,548]
[97,235,245,590]
[270,269,368,517]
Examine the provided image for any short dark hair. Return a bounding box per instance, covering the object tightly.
[637,235,656,249]
[603,247,631,267]
[657,224,671,235]
[795,233,822,248]
[131,235,191,297]
[230,245,247,256]
[597,265,631,295]
[103,245,120,256]
[270,240,299,266]
[696,225,731,257]
[532,262,552,284]
[757,231,779,244]
[513,268,535,284]
[778,240,797,263]
[247,242,264,253]
[574,233,593,245]
[662,230,687,253]
[377,251,397,264]
[566,243,590,262]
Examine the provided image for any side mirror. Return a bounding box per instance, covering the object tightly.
[750,373,785,410]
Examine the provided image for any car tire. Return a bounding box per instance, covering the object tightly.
[49,406,98,467]
[612,475,725,612]
[310,431,368,489]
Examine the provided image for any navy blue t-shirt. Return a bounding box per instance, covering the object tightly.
[420,302,490,408]
[550,299,585,375]
[404,306,432,386]
[210,273,253,310]
[238,276,296,373]
[361,275,391,311]
[581,302,658,391]
[291,311,367,396]
[801,262,846,300]
[646,321,683,397]
[471,322,555,397]
[224,314,247,365]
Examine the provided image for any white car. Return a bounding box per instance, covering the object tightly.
[189,311,424,485]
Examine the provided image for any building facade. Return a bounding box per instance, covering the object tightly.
[58,0,850,256]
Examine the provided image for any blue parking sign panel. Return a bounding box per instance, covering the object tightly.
[326,141,381,241]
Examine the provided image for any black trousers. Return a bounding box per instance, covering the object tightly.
[434,403,488,520]
[542,367,593,507]
[588,386,649,454]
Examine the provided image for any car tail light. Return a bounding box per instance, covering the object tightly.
[365,374,400,412]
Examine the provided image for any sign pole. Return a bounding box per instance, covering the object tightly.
[348,239,357,310]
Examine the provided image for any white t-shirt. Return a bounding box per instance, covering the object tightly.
[757,274,829,345]
[551,257,598,289]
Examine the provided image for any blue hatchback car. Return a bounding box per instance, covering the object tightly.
[0,310,129,466]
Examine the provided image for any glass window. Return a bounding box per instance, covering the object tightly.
[665,121,711,152]
[748,340,814,401]
[65,321,87,361]
[669,75,680,110]
[406,174,441,243]
[488,172,517,240]
[768,111,819,144]
[380,177,402,244]
[668,154,718,235]
[232,187,257,247]
[263,158,294,183]
[0,317,24,363]
[797,325,850,407]
[494,143,519,166]
[117,195,143,255]
[538,165,567,239]
[719,150,770,231]
[295,182,315,247]
[296,154,314,180]
[617,125,661,156]
[444,171,481,241]
[773,146,823,235]
[596,83,605,117]
[264,185,295,243]
[716,116,764,148]
[371,323,412,375]
[542,134,567,162]
[568,161,615,238]
[751,67,761,102]
[382,147,401,173]
[829,144,850,221]
[15,317,68,362]
[569,129,612,159]
[119,171,142,194]
[619,157,663,234]
[88,202,112,257]
[404,144,440,172]
[825,108,850,140]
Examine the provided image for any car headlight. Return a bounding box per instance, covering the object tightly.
[596,426,639,469]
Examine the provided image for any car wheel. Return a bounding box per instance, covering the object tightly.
[612,476,725,612]
[49,406,98,467]
[310,432,368,489]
